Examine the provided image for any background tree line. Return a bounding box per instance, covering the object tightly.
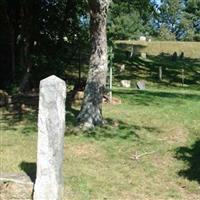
[0,0,199,91]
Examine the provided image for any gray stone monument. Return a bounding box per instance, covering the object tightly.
[121,80,131,88]
[136,80,145,90]
[34,75,66,200]
[141,52,147,59]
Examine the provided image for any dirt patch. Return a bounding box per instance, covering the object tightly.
[65,143,104,160]
[159,126,188,145]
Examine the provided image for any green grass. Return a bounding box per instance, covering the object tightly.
[1,85,200,199]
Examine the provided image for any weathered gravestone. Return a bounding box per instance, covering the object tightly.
[140,52,147,59]
[136,80,145,90]
[180,52,184,59]
[139,36,146,41]
[34,75,66,200]
[120,64,125,72]
[172,52,177,61]
[121,80,131,88]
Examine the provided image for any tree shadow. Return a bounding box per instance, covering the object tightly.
[0,94,80,134]
[19,161,37,183]
[114,89,200,106]
[66,117,160,141]
[0,109,38,134]
[175,140,200,184]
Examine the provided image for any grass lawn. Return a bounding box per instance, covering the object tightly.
[1,85,200,200]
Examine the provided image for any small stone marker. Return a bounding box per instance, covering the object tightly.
[120,64,125,72]
[136,80,145,90]
[121,80,131,88]
[180,52,184,59]
[141,52,147,59]
[34,75,66,200]
[172,52,177,61]
[139,36,146,41]
[147,38,152,42]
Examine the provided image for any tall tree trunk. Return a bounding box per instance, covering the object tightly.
[77,0,110,128]
[19,38,31,93]
[78,46,81,85]
[10,26,16,82]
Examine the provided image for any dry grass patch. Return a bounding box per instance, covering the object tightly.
[65,143,105,160]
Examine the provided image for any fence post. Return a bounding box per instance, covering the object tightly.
[159,66,162,81]
[181,68,185,86]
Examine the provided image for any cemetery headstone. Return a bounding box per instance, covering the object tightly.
[120,64,125,72]
[172,52,177,61]
[141,52,147,59]
[136,80,145,90]
[34,75,66,200]
[139,36,146,41]
[180,52,184,59]
[147,38,152,42]
[121,80,131,88]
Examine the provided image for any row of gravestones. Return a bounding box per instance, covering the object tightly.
[121,80,145,90]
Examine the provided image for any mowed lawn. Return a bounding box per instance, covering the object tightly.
[1,86,200,200]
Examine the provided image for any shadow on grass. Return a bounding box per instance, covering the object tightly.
[0,109,38,134]
[175,140,200,184]
[114,89,200,106]
[0,99,79,134]
[19,161,36,183]
[66,117,160,141]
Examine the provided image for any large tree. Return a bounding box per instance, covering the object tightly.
[0,0,90,90]
[183,0,200,40]
[77,0,111,128]
[159,0,183,36]
[107,0,155,40]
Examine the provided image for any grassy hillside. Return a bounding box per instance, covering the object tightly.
[115,41,200,58]
[113,41,200,87]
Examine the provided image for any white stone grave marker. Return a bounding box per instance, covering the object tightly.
[34,75,66,200]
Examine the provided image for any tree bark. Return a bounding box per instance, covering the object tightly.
[77,0,110,128]
[19,38,31,93]
[10,25,16,82]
